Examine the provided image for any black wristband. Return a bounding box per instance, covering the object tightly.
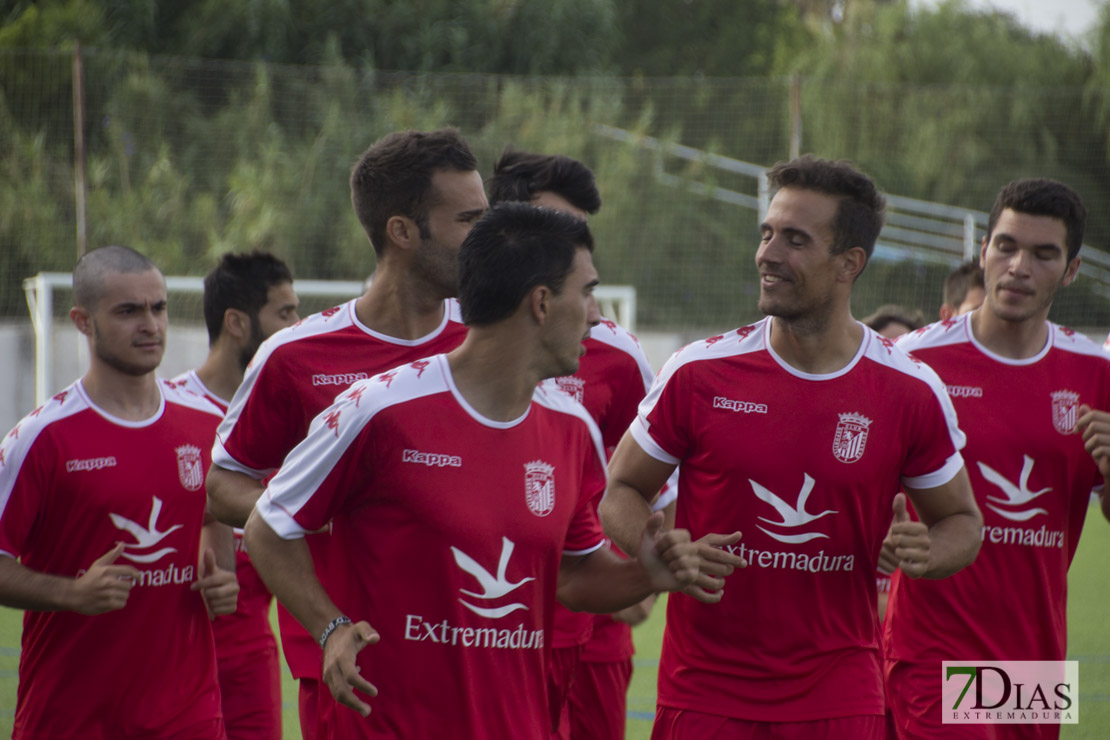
[319,615,352,649]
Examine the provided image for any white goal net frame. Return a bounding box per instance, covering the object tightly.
[22,272,637,407]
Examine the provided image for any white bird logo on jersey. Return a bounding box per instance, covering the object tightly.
[978,455,1051,522]
[451,537,535,619]
[751,474,837,544]
[109,496,183,563]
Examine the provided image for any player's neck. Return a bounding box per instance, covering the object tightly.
[80,364,162,421]
[768,312,863,375]
[193,343,240,405]
[447,330,539,422]
[356,264,448,340]
[969,306,1049,360]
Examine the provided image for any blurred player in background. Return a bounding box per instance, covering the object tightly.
[487,149,674,740]
[206,128,486,739]
[172,251,299,740]
[940,260,986,321]
[602,156,982,739]
[884,178,1110,739]
[0,246,237,739]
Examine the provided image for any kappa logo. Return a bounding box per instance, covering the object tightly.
[451,537,535,619]
[978,455,1051,523]
[403,449,462,468]
[312,372,368,387]
[832,412,872,463]
[175,445,203,491]
[751,474,837,544]
[554,375,585,403]
[110,496,184,564]
[524,461,555,517]
[947,385,984,399]
[713,396,767,414]
[736,325,757,340]
[1050,390,1079,435]
[66,456,118,473]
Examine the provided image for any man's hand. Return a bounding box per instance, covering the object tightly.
[68,542,141,615]
[323,621,381,717]
[886,493,932,579]
[1077,405,1110,480]
[191,548,239,618]
[679,531,746,604]
[638,512,700,593]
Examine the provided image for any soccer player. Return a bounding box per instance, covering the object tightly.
[883,178,1110,739]
[600,155,983,738]
[205,128,487,739]
[244,202,704,739]
[487,149,669,740]
[939,259,986,321]
[172,251,299,740]
[0,245,238,739]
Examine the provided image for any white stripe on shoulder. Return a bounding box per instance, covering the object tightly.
[0,382,88,518]
[533,383,608,480]
[588,319,655,390]
[161,379,224,418]
[895,315,972,353]
[1051,323,1110,360]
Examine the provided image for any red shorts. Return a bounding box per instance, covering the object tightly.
[885,660,1057,740]
[549,644,584,738]
[567,658,632,740]
[298,679,322,740]
[652,706,885,740]
[217,642,282,740]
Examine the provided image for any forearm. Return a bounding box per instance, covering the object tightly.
[199,515,236,572]
[206,466,265,527]
[243,510,342,639]
[599,483,654,556]
[923,510,982,578]
[557,549,656,614]
[0,555,76,612]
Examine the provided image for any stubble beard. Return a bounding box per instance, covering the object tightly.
[92,322,162,377]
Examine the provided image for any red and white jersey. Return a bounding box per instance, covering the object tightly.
[170,369,275,665]
[170,369,229,413]
[0,380,224,739]
[885,315,1109,665]
[632,318,965,722]
[547,318,656,651]
[256,354,607,739]
[211,298,467,679]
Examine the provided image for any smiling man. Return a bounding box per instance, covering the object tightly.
[884,178,1110,739]
[243,203,704,739]
[600,155,982,739]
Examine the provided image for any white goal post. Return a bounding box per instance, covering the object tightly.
[22,272,637,407]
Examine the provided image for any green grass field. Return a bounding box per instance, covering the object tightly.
[1,506,1107,738]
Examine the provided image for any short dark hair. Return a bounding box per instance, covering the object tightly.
[862,304,925,334]
[942,260,985,310]
[766,155,886,265]
[458,203,594,327]
[73,245,160,309]
[202,251,294,343]
[987,178,1086,262]
[486,150,602,214]
[350,129,479,257]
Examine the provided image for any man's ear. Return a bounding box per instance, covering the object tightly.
[223,308,251,342]
[385,215,420,252]
[1061,256,1081,288]
[839,246,867,283]
[69,306,92,336]
[529,285,552,325]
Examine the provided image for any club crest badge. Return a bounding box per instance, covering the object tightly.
[1051,390,1079,435]
[832,412,872,464]
[175,444,204,491]
[554,375,585,404]
[524,460,555,517]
